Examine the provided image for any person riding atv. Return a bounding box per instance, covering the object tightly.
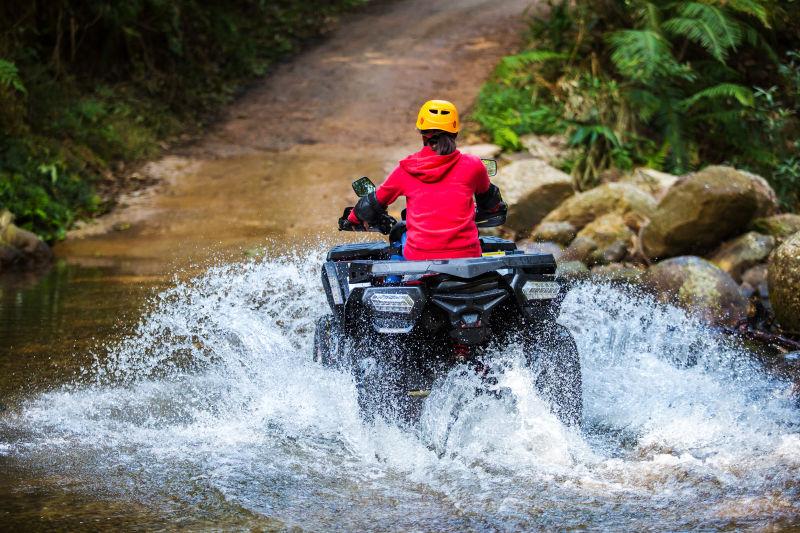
[347,100,506,260]
[315,100,582,428]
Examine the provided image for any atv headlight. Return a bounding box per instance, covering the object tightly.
[523,281,560,300]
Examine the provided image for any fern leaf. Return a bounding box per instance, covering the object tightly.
[719,0,770,27]
[500,50,568,71]
[606,30,683,81]
[681,83,754,108]
[664,3,743,62]
[0,59,26,94]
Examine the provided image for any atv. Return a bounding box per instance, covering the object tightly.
[314,167,582,426]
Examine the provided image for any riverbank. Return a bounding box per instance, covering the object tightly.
[0,0,370,245]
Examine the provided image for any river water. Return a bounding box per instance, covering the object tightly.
[1,248,798,530]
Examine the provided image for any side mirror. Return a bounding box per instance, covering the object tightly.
[481,159,498,177]
[352,176,376,197]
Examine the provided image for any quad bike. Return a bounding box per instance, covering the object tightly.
[314,164,582,426]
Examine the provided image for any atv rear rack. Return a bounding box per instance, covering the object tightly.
[345,254,556,283]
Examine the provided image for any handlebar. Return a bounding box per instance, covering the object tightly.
[338,202,507,234]
[338,207,397,235]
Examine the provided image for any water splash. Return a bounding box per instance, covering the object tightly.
[2,250,799,529]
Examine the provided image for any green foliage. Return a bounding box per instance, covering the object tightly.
[473,0,800,201]
[0,60,26,94]
[0,140,100,241]
[0,0,366,241]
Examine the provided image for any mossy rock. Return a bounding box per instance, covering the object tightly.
[555,260,590,283]
[573,212,634,266]
[542,182,656,232]
[0,209,52,270]
[750,214,800,242]
[767,232,800,334]
[590,263,645,285]
[709,231,775,283]
[640,166,780,260]
[642,256,749,326]
[530,221,576,246]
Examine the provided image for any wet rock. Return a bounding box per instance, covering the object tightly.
[520,134,568,164]
[529,221,576,246]
[0,210,52,272]
[460,143,502,159]
[709,232,775,283]
[555,260,590,283]
[560,237,597,263]
[515,240,563,261]
[542,182,656,232]
[572,213,635,266]
[642,256,749,326]
[590,263,645,285]
[768,232,800,334]
[620,167,679,201]
[640,166,780,260]
[750,214,800,243]
[492,159,574,233]
[741,264,769,300]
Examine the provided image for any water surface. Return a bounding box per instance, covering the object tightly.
[2,250,798,530]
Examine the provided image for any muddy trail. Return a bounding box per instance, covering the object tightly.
[60,0,533,275]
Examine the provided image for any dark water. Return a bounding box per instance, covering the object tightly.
[1,251,799,531]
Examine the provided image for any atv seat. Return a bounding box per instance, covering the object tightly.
[327,241,390,262]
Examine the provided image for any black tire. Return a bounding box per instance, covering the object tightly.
[525,322,583,427]
[351,333,425,425]
[313,315,345,367]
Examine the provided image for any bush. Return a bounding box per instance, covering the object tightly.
[473,0,800,201]
[0,0,367,241]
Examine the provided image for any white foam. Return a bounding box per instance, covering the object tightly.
[2,251,798,529]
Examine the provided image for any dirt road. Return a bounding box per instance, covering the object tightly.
[60,0,535,274]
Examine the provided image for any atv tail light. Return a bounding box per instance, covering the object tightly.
[369,292,416,314]
[523,281,560,300]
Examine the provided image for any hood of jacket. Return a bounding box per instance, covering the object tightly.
[398,146,461,183]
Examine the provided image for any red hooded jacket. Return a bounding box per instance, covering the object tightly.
[349,146,490,260]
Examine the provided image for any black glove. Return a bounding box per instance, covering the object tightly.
[476,183,504,213]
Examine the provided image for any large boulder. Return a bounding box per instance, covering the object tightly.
[565,213,635,266]
[492,159,575,233]
[541,182,657,231]
[640,166,780,260]
[767,232,800,333]
[642,256,749,326]
[621,167,679,201]
[709,231,775,282]
[0,210,52,271]
[750,214,800,243]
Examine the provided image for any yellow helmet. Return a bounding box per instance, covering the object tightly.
[416,99,459,133]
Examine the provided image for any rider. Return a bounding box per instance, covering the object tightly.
[347,99,505,260]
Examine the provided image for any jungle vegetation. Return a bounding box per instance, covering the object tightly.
[0,0,365,241]
[473,0,800,207]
